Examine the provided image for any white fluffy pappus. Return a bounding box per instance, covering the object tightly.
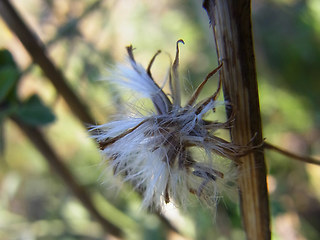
[90,40,253,212]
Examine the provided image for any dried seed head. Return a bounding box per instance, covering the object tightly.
[91,40,254,212]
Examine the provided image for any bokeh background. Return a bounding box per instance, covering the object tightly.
[1,0,320,239]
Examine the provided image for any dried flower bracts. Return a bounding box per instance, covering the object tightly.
[91,40,253,211]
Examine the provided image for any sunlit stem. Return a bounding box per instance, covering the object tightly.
[170,39,184,108]
[264,142,320,166]
[187,63,223,106]
[99,119,148,150]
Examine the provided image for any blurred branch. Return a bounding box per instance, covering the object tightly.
[203,1,270,239]
[0,1,182,236]
[264,142,320,166]
[22,0,104,75]
[46,0,103,46]
[11,116,123,238]
[0,0,95,125]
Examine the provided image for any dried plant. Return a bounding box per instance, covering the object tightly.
[91,40,255,212]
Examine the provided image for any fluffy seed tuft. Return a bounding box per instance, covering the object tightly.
[91,41,254,212]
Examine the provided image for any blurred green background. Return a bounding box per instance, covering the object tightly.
[0,0,320,239]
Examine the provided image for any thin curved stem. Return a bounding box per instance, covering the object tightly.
[264,142,320,166]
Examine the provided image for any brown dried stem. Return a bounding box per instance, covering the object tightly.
[264,142,320,166]
[11,117,123,238]
[203,1,271,239]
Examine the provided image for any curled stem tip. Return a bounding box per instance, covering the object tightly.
[126,45,136,62]
[170,39,185,107]
[147,50,162,78]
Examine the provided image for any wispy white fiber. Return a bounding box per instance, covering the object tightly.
[111,60,160,97]
[91,41,253,212]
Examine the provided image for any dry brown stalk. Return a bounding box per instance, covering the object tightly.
[203,1,271,239]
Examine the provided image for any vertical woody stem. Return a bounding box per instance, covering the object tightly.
[203,1,270,239]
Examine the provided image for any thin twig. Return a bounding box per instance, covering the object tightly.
[264,142,320,166]
[11,117,123,238]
